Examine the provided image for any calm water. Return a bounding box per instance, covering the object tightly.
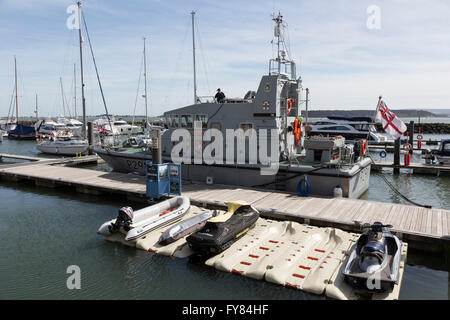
[0,138,449,300]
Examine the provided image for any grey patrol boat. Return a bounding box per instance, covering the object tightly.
[95,13,371,198]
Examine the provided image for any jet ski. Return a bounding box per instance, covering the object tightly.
[158,210,217,246]
[343,222,402,291]
[186,201,259,255]
[97,196,190,242]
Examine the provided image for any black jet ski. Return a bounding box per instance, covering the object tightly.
[186,203,259,255]
[343,222,402,291]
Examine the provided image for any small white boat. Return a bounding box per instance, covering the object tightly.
[97,196,190,242]
[36,138,89,156]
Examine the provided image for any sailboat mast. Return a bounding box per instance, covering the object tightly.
[74,63,77,119]
[77,1,86,138]
[143,37,148,126]
[35,93,38,122]
[60,77,66,117]
[14,56,19,123]
[191,11,198,104]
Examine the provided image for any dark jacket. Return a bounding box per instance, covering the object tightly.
[215,91,225,103]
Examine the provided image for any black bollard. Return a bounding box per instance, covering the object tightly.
[394,138,400,174]
[409,121,414,155]
[151,128,162,164]
[87,121,94,155]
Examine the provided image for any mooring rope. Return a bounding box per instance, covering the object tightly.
[368,155,432,208]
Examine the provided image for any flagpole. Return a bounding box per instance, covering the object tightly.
[366,95,382,142]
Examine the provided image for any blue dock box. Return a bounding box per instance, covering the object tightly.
[145,162,182,199]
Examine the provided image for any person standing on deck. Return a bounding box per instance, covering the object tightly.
[215,88,226,103]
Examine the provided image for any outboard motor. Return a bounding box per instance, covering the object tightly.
[359,222,387,274]
[109,206,134,233]
[423,148,435,165]
[353,140,362,161]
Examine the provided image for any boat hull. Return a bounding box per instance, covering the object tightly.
[186,204,259,254]
[7,133,36,140]
[95,148,371,198]
[37,142,89,156]
[97,196,190,242]
[159,210,215,245]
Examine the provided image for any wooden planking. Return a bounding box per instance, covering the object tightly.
[442,211,449,237]
[1,156,449,247]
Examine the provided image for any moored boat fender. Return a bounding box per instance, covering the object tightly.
[186,202,259,255]
[297,176,311,197]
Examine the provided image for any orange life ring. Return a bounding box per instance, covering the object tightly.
[361,139,367,155]
[286,98,294,115]
[417,134,423,140]
[402,143,413,151]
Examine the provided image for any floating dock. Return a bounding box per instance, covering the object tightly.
[0,154,448,252]
[372,161,450,176]
[104,205,408,300]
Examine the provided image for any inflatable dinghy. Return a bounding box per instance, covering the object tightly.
[97,196,190,242]
[343,222,402,291]
[186,201,259,254]
[158,210,217,246]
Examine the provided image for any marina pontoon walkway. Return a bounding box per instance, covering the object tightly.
[0,157,448,252]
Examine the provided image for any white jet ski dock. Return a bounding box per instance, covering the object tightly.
[102,203,408,300]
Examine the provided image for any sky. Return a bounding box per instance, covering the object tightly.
[1,0,450,118]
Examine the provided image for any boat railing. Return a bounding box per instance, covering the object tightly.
[197,96,215,103]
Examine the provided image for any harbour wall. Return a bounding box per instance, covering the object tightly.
[374,122,450,134]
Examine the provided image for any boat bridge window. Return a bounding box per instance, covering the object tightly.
[180,115,193,129]
[240,123,254,136]
[194,114,208,129]
[167,115,179,128]
[320,126,351,131]
[350,124,370,131]
[210,122,221,131]
[314,121,335,125]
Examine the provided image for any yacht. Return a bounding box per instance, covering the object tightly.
[310,115,391,143]
[36,120,72,138]
[36,137,88,156]
[435,139,450,165]
[58,117,84,136]
[7,57,36,140]
[94,14,372,199]
[0,120,16,136]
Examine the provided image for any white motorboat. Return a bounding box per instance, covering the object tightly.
[36,137,89,156]
[310,116,391,144]
[58,118,84,136]
[36,120,72,138]
[94,116,141,135]
[97,196,190,242]
[435,139,450,165]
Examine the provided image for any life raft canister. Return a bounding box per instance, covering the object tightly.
[286,98,294,115]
